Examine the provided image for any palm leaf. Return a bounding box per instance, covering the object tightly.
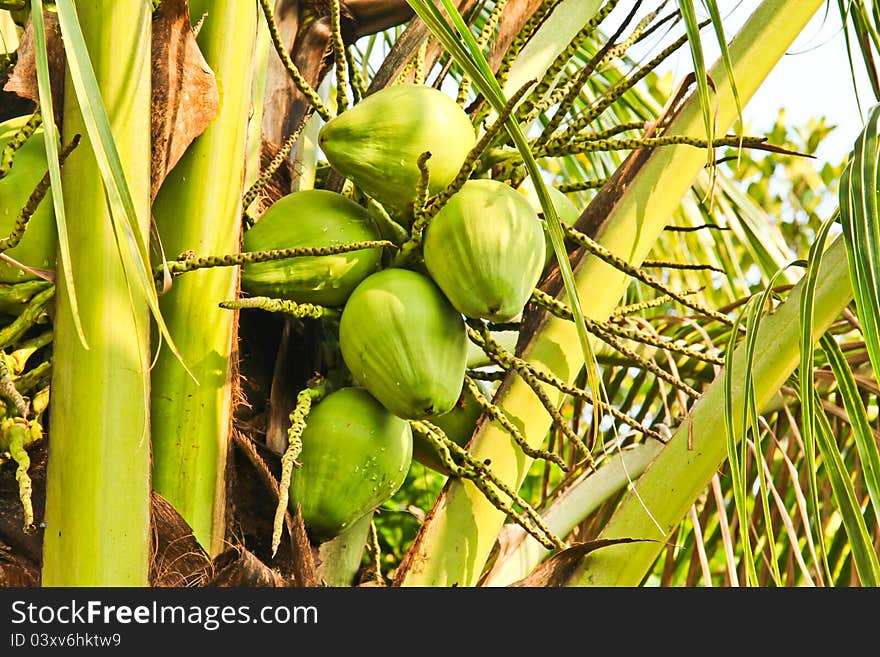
[743,272,792,585]
[797,213,840,582]
[812,389,880,585]
[30,0,85,347]
[677,0,715,169]
[819,333,880,528]
[723,298,758,584]
[564,233,854,586]
[839,103,880,413]
[702,0,742,131]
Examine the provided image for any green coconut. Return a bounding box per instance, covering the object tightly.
[318,84,476,214]
[289,387,412,542]
[0,116,57,283]
[423,178,545,322]
[339,267,467,420]
[241,189,382,307]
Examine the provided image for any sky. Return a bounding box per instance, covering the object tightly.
[637,1,875,164]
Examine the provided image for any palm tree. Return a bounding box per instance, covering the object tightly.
[0,0,876,587]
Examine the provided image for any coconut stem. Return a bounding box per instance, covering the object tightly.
[0,111,42,178]
[463,375,567,469]
[0,135,79,255]
[468,322,596,459]
[467,320,667,444]
[154,239,395,281]
[536,29,699,151]
[392,151,432,266]
[514,0,622,124]
[410,420,565,551]
[327,0,349,113]
[562,224,736,326]
[258,0,333,121]
[271,380,328,557]
[241,110,313,228]
[220,296,338,320]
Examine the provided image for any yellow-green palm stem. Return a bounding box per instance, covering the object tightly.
[150,0,258,555]
[244,14,269,216]
[483,440,663,587]
[397,0,824,587]
[500,0,602,101]
[569,236,853,586]
[42,0,152,586]
[0,10,19,54]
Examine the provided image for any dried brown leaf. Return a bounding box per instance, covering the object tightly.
[366,0,478,94]
[3,10,64,126]
[205,546,288,587]
[150,491,211,587]
[150,0,219,199]
[230,430,318,587]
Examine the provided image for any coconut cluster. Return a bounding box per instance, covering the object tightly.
[241,84,564,540]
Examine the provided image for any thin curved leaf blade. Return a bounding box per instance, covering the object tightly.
[839,103,880,402]
[30,0,86,348]
[678,0,714,168]
[798,213,841,583]
[813,392,880,586]
[54,0,187,370]
[819,332,880,529]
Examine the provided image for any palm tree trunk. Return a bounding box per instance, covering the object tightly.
[150,0,259,555]
[42,0,152,586]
